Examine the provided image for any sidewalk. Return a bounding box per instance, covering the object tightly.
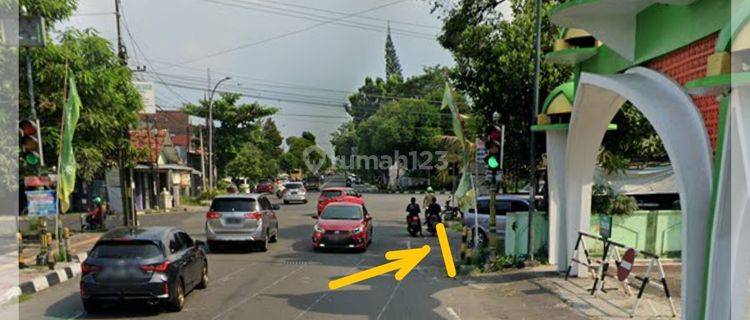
[453,265,680,319]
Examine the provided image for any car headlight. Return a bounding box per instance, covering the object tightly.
[314,224,325,233]
[353,225,364,233]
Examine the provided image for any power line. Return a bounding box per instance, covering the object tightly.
[175,0,411,65]
[242,0,441,30]
[201,0,436,39]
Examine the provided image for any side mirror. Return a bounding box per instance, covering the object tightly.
[365,214,372,221]
[271,204,280,210]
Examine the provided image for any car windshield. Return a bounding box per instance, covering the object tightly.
[285,183,303,189]
[321,190,342,198]
[211,198,257,212]
[321,206,362,220]
[90,242,163,259]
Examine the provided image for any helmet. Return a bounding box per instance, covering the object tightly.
[426,187,433,192]
[93,197,102,204]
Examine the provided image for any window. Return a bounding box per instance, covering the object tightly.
[178,232,193,248]
[170,232,186,254]
[90,241,163,259]
[321,206,362,220]
[510,201,530,213]
[321,190,342,198]
[210,198,257,212]
[259,197,270,210]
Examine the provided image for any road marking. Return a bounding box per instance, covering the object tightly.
[65,311,84,319]
[375,279,401,320]
[293,258,365,320]
[446,306,461,320]
[211,264,306,320]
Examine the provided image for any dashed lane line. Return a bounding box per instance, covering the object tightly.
[292,258,366,320]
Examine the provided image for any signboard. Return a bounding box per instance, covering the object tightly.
[25,190,57,216]
[617,248,636,281]
[133,81,156,114]
[600,215,613,239]
[19,16,46,47]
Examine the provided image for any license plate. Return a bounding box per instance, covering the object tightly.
[225,218,242,224]
[291,191,297,195]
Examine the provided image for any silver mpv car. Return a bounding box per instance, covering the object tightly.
[205,194,279,251]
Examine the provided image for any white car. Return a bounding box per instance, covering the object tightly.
[282,182,307,204]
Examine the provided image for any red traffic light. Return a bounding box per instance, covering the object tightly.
[19,119,37,136]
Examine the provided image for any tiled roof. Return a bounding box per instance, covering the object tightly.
[130,129,168,163]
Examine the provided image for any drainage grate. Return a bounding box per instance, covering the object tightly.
[282,259,309,265]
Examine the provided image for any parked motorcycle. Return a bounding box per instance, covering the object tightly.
[406,215,421,237]
[441,199,461,221]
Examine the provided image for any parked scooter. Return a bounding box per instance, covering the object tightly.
[441,199,461,221]
[407,215,422,237]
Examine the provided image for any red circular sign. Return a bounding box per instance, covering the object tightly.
[617,248,636,281]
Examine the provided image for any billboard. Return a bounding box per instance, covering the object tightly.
[25,190,57,216]
[133,81,156,114]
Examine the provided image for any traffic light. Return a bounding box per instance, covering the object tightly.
[485,124,502,171]
[19,119,41,166]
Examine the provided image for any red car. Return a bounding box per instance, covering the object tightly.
[254,182,274,194]
[316,187,364,216]
[312,202,373,251]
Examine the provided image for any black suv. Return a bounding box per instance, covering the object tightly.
[80,227,208,313]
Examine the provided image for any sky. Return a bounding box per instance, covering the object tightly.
[60,0,510,156]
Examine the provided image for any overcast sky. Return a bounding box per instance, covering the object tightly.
[60,0,509,155]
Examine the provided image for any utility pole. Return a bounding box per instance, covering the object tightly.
[114,0,135,226]
[528,0,543,262]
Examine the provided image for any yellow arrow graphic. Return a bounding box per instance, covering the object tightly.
[328,245,431,290]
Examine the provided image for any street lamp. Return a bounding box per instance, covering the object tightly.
[207,76,231,190]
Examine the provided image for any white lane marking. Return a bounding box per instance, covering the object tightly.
[446,307,461,320]
[211,264,306,320]
[214,262,258,284]
[375,280,401,320]
[66,311,84,319]
[293,258,366,320]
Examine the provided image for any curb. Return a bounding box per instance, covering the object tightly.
[2,252,88,303]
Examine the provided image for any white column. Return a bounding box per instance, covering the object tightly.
[545,130,568,269]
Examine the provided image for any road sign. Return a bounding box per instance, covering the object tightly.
[618,248,635,281]
[19,16,46,47]
[25,190,57,216]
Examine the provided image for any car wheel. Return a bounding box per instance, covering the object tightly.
[166,279,185,312]
[269,229,278,243]
[283,200,289,204]
[303,199,308,204]
[207,240,218,253]
[196,262,208,289]
[82,299,100,314]
[471,229,488,248]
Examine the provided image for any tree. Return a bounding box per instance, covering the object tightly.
[603,103,668,164]
[433,0,571,185]
[183,93,277,177]
[225,144,277,182]
[259,119,283,158]
[20,28,143,181]
[385,23,403,80]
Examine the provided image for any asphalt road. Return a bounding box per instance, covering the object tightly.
[19,193,470,320]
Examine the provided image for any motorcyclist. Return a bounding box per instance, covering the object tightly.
[425,196,442,224]
[422,186,436,213]
[85,197,104,229]
[405,197,422,236]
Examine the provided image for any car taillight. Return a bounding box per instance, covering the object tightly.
[207,211,221,219]
[140,261,169,273]
[163,282,169,295]
[244,212,263,219]
[411,216,419,221]
[81,263,101,275]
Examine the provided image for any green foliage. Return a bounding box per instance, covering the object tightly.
[384,25,403,80]
[603,103,668,163]
[598,150,630,176]
[592,184,639,216]
[225,144,276,182]
[433,0,571,186]
[21,0,77,25]
[283,133,330,175]
[183,93,277,178]
[258,119,283,158]
[20,29,142,180]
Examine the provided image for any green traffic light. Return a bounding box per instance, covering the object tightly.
[24,152,40,166]
[487,155,499,169]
